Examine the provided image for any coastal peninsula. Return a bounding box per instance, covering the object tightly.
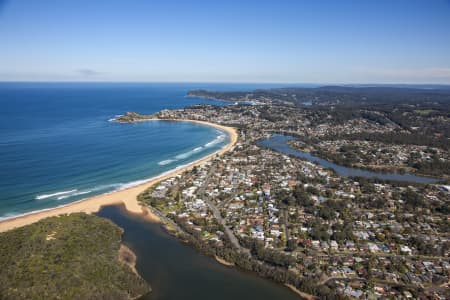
[0,213,149,299]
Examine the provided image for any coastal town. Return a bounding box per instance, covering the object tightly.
[118,91,450,300]
[2,2,450,299]
[289,139,450,178]
[0,87,448,300]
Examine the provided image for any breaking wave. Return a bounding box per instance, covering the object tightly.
[34,131,227,203]
[108,114,123,122]
[175,146,204,159]
[158,159,177,166]
[35,189,78,200]
[157,133,226,167]
[35,184,122,201]
[205,134,226,148]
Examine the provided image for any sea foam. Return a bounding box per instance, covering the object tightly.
[205,134,226,148]
[2,137,231,222]
[57,190,92,200]
[158,159,177,166]
[174,145,205,160]
[108,114,123,122]
[34,133,226,202]
[35,189,78,200]
[36,184,122,201]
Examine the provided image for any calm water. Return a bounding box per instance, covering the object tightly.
[1,82,288,219]
[97,205,299,300]
[258,134,438,184]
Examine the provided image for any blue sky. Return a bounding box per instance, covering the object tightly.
[0,0,449,83]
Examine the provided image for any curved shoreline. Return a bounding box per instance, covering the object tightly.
[0,119,238,233]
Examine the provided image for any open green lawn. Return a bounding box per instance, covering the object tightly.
[414,109,436,115]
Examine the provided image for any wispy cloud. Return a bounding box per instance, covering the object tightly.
[76,68,102,77]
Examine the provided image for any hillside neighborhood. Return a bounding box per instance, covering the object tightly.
[121,97,449,299]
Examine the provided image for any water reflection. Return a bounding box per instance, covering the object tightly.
[258,134,438,184]
[97,205,300,300]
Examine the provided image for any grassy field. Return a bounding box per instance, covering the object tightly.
[414,109,437,115]
[0,213,150,300]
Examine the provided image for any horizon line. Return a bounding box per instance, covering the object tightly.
[1,80,450,87]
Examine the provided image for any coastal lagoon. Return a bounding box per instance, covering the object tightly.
[97,205,300,300]
[258,134,439,184]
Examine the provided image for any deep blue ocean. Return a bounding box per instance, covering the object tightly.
[0,82,293,219]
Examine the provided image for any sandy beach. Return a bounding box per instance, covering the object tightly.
[0,120,238,233]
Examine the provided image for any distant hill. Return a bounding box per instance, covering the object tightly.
[187,85,450,106]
